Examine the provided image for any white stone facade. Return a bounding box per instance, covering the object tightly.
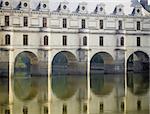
[0,0,149,114]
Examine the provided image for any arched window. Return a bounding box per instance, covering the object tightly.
[83,36,87,46]
[5,34,10,45]
[44,35,48,45]
[120,37,124,46]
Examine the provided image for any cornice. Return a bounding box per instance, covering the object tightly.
[0,9,149,19]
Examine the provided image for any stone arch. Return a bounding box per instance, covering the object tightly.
[127,51,149,72]
[14,51,39,77]
[90,52,114,74]
[51,51,78,99]
[127,51,149,95]
[52,51,78,75]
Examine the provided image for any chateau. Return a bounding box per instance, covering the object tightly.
[0,0,149,114]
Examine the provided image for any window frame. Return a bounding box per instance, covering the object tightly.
[43,17,47,27]
[118,20,122,30]
[23,35,28,46]
[100,20,104,29]
[44,35,48,45]
[5,34,10,45]
[63,18,67,28]
[5,16,9,26]
[24,16,28,27]
[120,37,124,46]
[137,21,141,30]
[81,19,86,29]
[23,106,28,114]
[99,36,103,46]
[62,35,67,46]
[83,36,87,46]
[137,37,141,46]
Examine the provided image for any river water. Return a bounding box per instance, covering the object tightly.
[0,73,149,114]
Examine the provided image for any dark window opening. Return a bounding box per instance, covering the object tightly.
[23,106,28,114]
[5,109,10,114]
[44,35,48,45]
[137,100,141,111]
[24,17,28,27]
[137,21,141,30]
[100,102,104,112]
[5,34,10,45]
[44,106,48,114]
[100,20,103,29]
[63,35,67,46]
[23,35,28,45]
[63,104,67,114]
[120,37,124,46]
[5,16,9,26]
[81,19,86,29]
[43,17,47,27]
[121,102,124,112]
[83,104,87,113]
[83,36,87,46]
[99,36,103,46]
[118,20,122,30]
[137,37,141,46]
[63,18,67,28]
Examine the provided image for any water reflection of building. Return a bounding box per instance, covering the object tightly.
[0,74,149,114]
[0,0,149,114]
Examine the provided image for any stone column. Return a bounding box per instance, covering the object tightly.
[48,49,52,114]
[8,49,14,114]
[86,49,91,114]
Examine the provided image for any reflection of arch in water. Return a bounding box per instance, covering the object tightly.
[0,78,9,105]
[52,51,78,75]
[51,76,78,100]
[90,52,114,74]
[90,74,114,96]
[127,51,149,72]
[14,51,38,77]
[14,78,38,101]
[127,72,149,95]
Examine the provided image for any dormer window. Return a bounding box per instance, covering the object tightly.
[119,8,122,12]
[63,5,67,9]
[5,1,9,6]
[82,6,85,10]
[95,3,105,14]
[24,2,27,7]
[137,9,140,13]
[76,2,87,13]
[100,7,103,11]
[57,2,69,13]
[43,4,46,8]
